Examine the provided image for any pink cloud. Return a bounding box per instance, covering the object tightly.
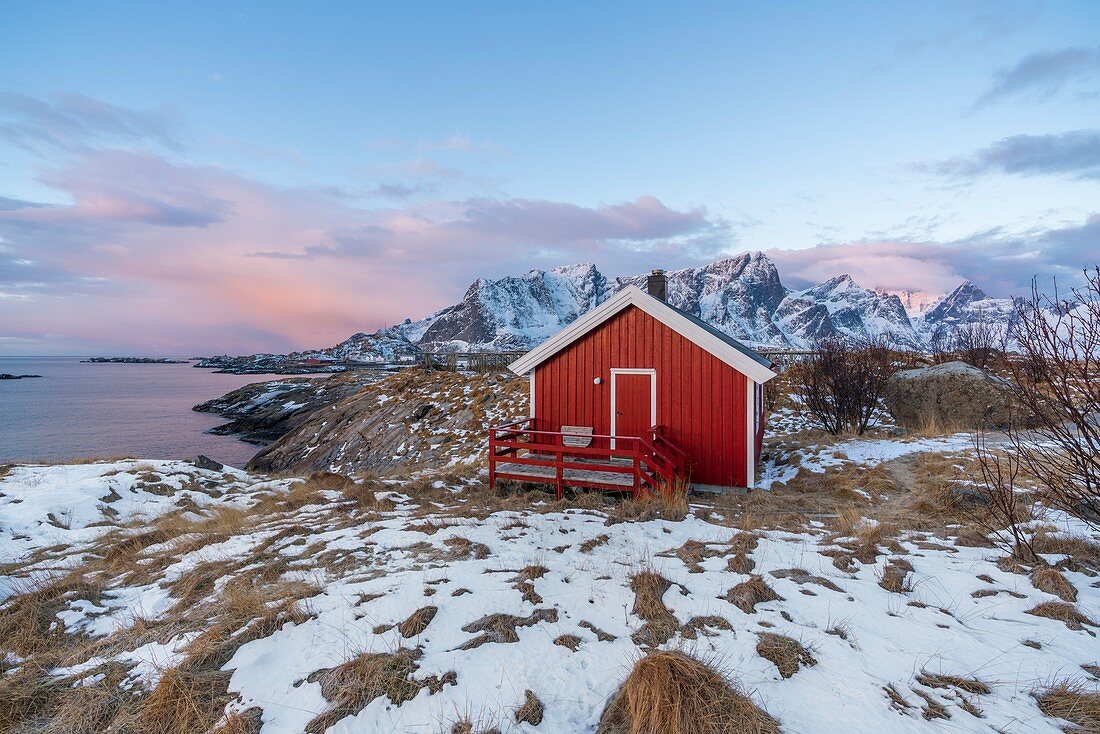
[766,241,967,293]
[0,150,721,354]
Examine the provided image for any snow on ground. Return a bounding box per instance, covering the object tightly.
[0,460,268,563]
[3,459,1098,733]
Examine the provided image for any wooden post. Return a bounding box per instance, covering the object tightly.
[555,448,563,500]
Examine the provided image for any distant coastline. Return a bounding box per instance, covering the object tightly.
[81,357,188,364]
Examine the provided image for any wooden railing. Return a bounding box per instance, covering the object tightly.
[488,418,686,500]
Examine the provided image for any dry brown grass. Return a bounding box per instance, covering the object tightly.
[514,689,545,726]
[1031,531,1100,575]
[607,485,689,524]
[554,634,583,651]
[459,609,558,650]
[878,559,914,594]
[883,683,912,712]
[1031,566,1078,602]
[580,620,616,642]
[597,650,780,734]
[304,648,455,734]
[0,661,63,733]
[1035,679,1100,732]
[769,568,843,592]
[132,668,232,734]
[726,532,758,574]
[681,615,733,640]
[723,576,783,614]
[629,571,679,647]
[755,633,817,679]
[0,573,103,657]
[580,534,610,553]
[397,605,438,638]
[214,707,264,734]
[1026,602,1097,631]
[37,662,133,734]
[916,672,990,695]
[912,690,950,720]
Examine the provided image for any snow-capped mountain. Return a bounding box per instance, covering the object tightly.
[775,274,923,349]
[915,281,1019,346]
[412,263,612,351]
[873,288,941,316]
[203,253,1025,367]
[614,253,790,346]
[402,252,935,351]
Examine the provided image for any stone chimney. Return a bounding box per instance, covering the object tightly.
[646,269,667,301]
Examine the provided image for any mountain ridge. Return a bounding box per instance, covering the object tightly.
[202,252,1019,367]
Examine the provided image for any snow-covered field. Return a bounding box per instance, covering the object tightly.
[2,455,1098,734]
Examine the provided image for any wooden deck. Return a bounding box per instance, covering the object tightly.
[488,419,686,499]
[493,454,636,487]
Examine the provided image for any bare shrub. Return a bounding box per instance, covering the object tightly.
[597,650,780,734]
[795,335,894,435]
[928,330,954,365]
[954,310,1001,372]
[1003,267,1100,528]
[970,433,1037,562]
[755,633,816,678]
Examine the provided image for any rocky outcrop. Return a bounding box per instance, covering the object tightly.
[247,369,527,475]
[193,372,382,444]
[883,361,1023,431]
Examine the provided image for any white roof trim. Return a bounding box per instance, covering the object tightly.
[508,286,777,383]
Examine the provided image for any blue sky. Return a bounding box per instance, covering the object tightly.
[1,1,1098,354]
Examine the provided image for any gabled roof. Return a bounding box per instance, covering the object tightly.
[508,285,777,383]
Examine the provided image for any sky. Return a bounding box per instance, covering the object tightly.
[1,1,1098,356]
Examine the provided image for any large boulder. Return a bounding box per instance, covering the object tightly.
[883,361,1022,431]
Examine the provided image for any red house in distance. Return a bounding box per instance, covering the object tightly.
[489,270,777,496]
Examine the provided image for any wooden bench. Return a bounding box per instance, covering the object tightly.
[560,425,594,448]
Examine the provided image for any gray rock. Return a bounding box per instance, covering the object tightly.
[883,361,1025,431]
[195,455,224,471]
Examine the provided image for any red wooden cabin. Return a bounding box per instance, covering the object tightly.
[489,270,777,496]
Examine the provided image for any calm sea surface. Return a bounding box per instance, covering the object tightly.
[0,357,293,466]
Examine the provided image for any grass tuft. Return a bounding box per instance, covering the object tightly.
[1026,602,1097,631]
[630,571,679,647]
[1030,566,1077,602]
[597,650,780,734]
[755,633,817,679]
[1034,679,1100,731]
[723,576,783,614]
[514,689,545,726]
